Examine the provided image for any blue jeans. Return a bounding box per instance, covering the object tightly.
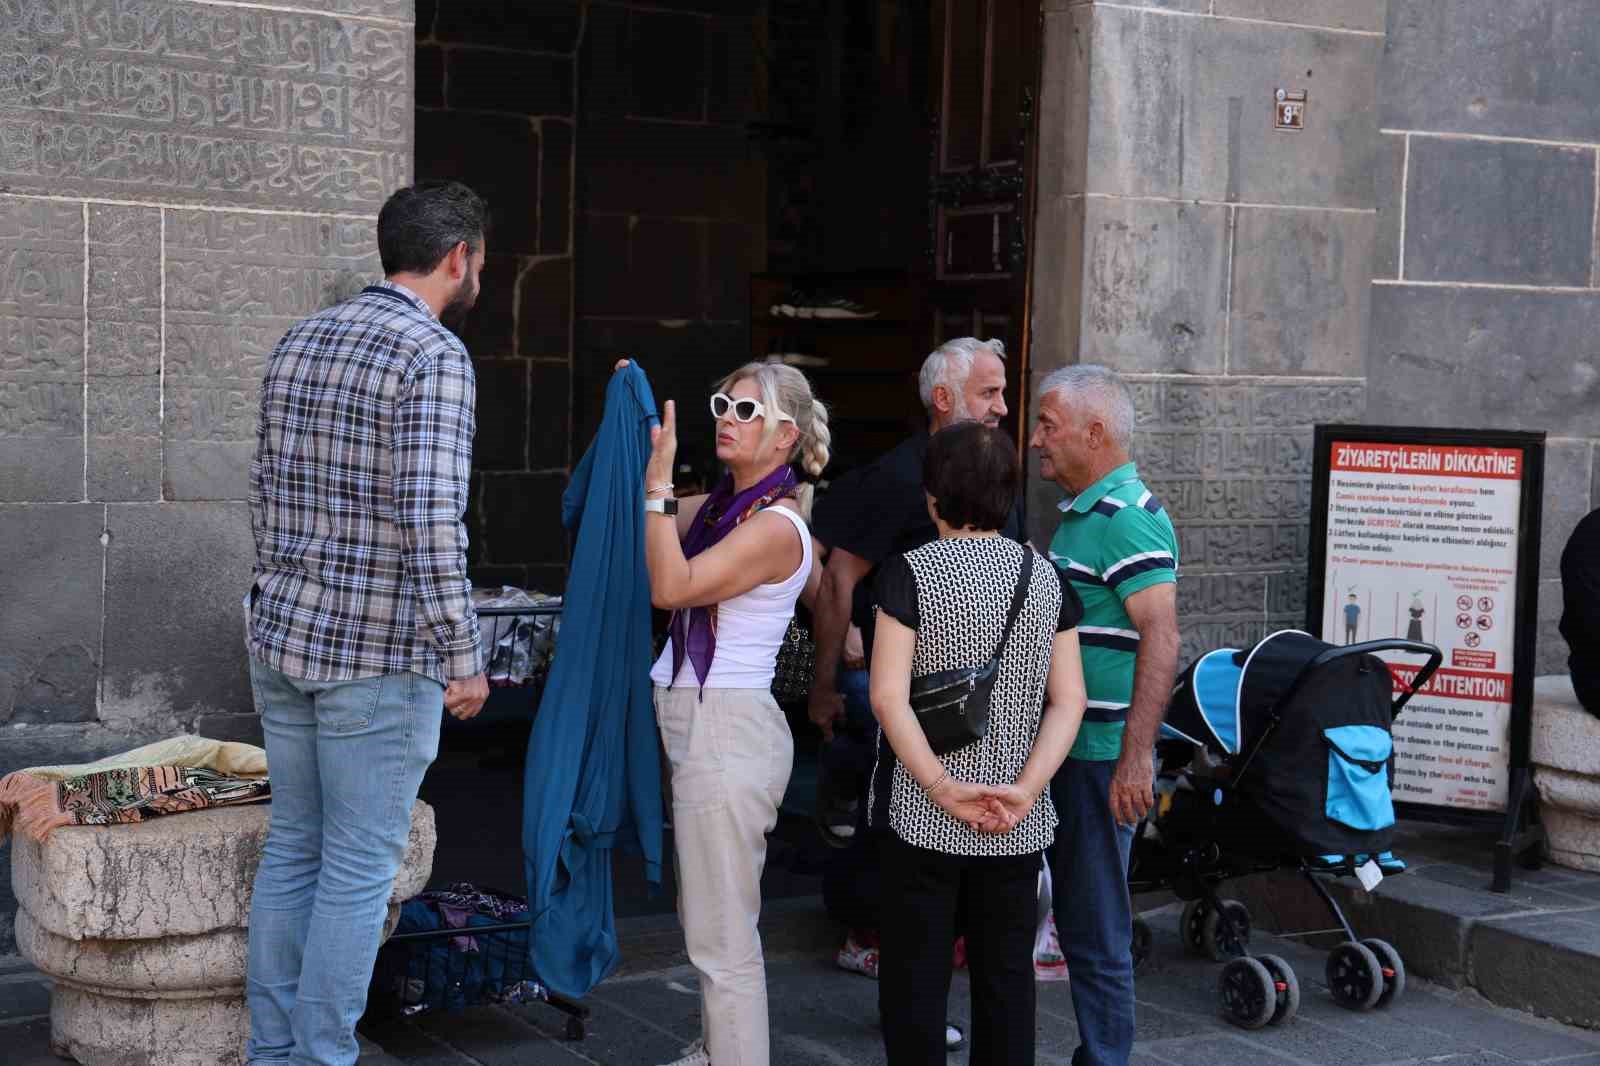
[1048,758,1136,1066]
[245,661,443,1066]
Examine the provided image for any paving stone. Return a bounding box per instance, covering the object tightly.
[408,1005,587,1064]
[357,1021,482,1065]
[1404,138,1596,287]
[1413,861,1596,913]
[1139,1034,1297,1066]
[0,968,50,1022]
[1395,999,1600,1065]
[1311,997,1483,1060]
[1472,911,1600,1030]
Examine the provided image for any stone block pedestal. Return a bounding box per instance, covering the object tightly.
[1531,675,1600,873]
[10,801,436,1065]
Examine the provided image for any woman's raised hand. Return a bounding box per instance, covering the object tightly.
[646,398,678,489]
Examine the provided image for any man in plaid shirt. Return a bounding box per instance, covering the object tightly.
[244,181,490,1066]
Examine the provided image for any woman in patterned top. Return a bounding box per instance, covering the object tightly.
[869,421,1087,1066]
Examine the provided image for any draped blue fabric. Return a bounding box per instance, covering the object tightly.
[521,362,663,998]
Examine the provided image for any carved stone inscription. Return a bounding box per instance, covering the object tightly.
[0,194,84,500]
[163,208,378,498]
[87,202,160,498]
[0,1,413,210]
[1128,378,1367,659]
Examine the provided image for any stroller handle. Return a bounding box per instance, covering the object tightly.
[1304,639,1444,718]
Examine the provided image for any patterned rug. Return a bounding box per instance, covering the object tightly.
[0,738,270,842]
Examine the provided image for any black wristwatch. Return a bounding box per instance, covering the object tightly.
[644,497,679,516]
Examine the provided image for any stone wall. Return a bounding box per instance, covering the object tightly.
[572,0,766,483]
[0,0,415,953]
[1368,0,1600,674]
[1031,0,1383,662]
[412,0,579,593]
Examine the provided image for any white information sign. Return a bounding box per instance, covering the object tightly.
[1317,441,1525,812]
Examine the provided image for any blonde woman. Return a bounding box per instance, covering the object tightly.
[627,360,829,1066]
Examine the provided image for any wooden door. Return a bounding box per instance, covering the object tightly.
[927,0,1042,444]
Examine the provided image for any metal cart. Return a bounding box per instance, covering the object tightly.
[364,603,592,1042]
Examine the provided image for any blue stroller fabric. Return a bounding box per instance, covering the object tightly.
[1158,629,1407,862]
[1162,648,1243,753]
[521,361,664,999]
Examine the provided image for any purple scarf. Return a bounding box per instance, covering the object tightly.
[669,464,798,691]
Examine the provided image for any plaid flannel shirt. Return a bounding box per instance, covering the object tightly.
[247,280,485,685]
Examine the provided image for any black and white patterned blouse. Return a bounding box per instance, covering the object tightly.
[868,535,1083,856]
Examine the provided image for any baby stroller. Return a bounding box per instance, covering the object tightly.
[1127,630,1442,1029]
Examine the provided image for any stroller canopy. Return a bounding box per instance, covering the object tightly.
[1165,630,1329,757]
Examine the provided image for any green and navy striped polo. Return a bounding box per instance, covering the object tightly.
[1046,462,1179,761]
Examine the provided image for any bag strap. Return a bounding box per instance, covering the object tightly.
[990,548,1035,663]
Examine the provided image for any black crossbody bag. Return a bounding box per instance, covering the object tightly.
[908,549,1034,756]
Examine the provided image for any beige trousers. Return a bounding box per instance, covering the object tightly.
[654,686,794,1066]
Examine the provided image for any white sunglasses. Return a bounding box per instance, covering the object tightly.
[710,391,794,425]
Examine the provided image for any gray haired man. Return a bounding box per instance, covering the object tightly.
[1031,364,1180,1066]
[808,336,1012,743]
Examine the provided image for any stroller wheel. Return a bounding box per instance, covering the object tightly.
[1217,957,1276,1030]
[1200,900,1251,961]
[1326,941,1384,1011]
[1131,917,1153,974]
[1180,899,1210,957]
[1256,953,1300,1025]
[1361,938,1406,1007]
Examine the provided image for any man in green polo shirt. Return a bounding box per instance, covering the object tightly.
[1030,365,1180,1066]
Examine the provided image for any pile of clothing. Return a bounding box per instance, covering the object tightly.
[378,883,550,1017]
[0,736,270,843]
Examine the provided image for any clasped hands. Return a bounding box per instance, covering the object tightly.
[933,779,1038,834]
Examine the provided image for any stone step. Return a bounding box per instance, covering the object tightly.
[1220,819,1600,1030]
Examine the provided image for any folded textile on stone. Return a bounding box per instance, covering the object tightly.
[0,735,270,843]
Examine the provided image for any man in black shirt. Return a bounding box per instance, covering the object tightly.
[809,337,1022,736]
[1560,508,1600,718]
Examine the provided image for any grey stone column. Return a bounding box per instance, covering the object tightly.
[1030,0,1384,660]
[0,0,415,953]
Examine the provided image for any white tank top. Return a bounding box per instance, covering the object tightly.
[650,504,813,690]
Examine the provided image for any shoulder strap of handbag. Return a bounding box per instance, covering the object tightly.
[989,548,1035,663]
